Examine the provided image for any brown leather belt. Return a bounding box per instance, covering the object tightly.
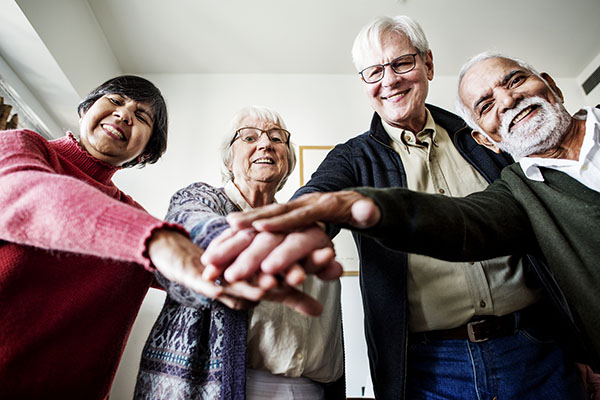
[410,312,520,343]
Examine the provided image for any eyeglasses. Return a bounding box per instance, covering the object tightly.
[358,53,418,84]
[231,127,290,145]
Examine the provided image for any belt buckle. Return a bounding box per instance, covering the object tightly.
[467,320,489,343]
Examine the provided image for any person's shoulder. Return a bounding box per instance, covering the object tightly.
[167,181,233,216]
[0,128,53,157]
[186,181,221,191]
[426,104,468,128]
[426,103,460,118]
[1,128,48,145]
[498,163,526,184]
[172,181,224,197]
[341,131,372,146]
[170,182,231,205]
[321,131,375,163]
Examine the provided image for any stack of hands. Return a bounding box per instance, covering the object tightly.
[137,191,376,319]
[196,191,380,316]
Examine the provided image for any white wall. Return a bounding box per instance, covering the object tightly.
[579,52,600,106]
[0,55,63,136]
[109,72,589,399]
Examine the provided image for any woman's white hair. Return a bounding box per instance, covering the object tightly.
[351,15,430,72]
[220,105,297,192]
[454,51,543,135]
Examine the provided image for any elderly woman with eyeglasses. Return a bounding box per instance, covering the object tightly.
[135,106,344,400]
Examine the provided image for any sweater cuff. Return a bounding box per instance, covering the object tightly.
[141,222,190,272]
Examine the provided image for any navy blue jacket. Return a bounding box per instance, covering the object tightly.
[293,105,516,398]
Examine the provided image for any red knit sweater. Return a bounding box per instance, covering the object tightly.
[0,130,173,399]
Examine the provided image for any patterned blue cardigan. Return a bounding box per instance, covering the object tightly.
[134,183,248,399]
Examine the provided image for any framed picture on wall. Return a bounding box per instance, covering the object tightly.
[299,145,360,276]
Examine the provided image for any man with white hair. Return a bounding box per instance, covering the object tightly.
[289,17,585,398]
[222,52,599,398]
[204,19,586,399]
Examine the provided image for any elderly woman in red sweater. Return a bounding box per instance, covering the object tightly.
[0,76,296,399]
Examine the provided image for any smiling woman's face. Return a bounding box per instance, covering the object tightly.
[78,94,154,166]
[228,115,289,189]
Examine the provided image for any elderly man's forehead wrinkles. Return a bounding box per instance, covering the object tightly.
[471,68,524,112]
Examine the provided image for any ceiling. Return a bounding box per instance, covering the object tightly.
[1,0,599,134]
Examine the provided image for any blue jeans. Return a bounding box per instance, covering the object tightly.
[406,324,585,399]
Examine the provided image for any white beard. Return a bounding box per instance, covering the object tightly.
[496,96,571,159]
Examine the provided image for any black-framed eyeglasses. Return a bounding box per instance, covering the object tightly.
[231,127,291,145]
[358,53,418,84]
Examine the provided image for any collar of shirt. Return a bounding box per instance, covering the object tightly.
[224,180,253,211]
[382,108,437,151]
[519,106,600,182]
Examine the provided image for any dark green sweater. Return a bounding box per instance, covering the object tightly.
[355,164,600,367]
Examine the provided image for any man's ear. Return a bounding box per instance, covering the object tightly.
[540,72,564,103]
[424,50,434,81]
[471,130,501,154]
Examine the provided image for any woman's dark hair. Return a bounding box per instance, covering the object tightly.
[77,75,168,168]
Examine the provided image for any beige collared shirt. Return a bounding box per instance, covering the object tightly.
[224,181,343,382]
[383,110,541,332]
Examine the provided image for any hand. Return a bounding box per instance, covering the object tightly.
[148,229,328,316]
[0,97,19,130]
[147,229,261,309]
[226,190,381,233]
[211,270,326,316]
[201,225,343,283]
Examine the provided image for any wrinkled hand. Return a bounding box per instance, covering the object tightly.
[147,229,328,316]
[0,97,19,130]
[147,229,259,310]
[201,225,343,284]
[226,190,381,233]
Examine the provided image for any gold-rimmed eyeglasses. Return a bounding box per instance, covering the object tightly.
[231,127,290,145]
[359,53,418,84]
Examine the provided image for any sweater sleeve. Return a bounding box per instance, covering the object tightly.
[352,180,535,261]
[0,130,174,270]
[164,182,233,248]
[155,182,235,308]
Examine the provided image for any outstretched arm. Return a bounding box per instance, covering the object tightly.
[0,131,267,310]
[205,182,533,278]
[154,182,334,316]
[227,191,381,232]
[200,191,376,280]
